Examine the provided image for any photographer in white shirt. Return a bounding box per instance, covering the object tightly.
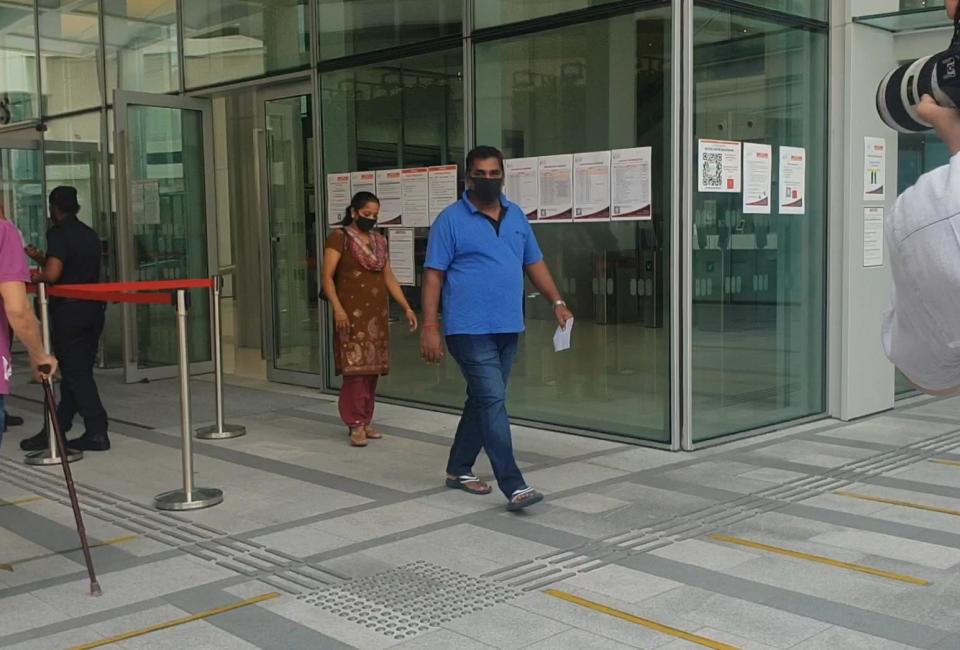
[883,91,960,396]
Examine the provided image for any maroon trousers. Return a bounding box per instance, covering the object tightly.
[339,374,379,428]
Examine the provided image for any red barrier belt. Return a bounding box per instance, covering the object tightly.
[46,286,172,305]
[53,278,214,293]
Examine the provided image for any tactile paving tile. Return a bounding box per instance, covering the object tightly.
[299,561,520,641]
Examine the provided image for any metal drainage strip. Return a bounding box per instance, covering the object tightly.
[299,561,520,641]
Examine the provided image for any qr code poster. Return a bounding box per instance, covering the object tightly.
[698,139,742,194]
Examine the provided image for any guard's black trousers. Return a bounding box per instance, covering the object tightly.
[50,301,108,438]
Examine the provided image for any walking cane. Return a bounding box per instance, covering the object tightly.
[37,363,102,596]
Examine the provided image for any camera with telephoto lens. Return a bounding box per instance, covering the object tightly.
[877,14,960,133]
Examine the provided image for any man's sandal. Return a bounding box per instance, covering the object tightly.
[445,475,492,495]
[507,487,544,512]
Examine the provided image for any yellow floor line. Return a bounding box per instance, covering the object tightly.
[69,592,281,650]
[545,589,740,650]
[0,534,140,572]
[709,534,929,586]
[834,490,960,518]
[0,496,42,508]
[930,459,960,468]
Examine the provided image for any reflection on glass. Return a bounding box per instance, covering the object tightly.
[183,0,309,89]
[104,0,179,95]
[318,0,461,60]
[731,1,828,20]
[0,0,39,124]
[125,105,210,366]
[0,148,43,250]
[475,10,672,441]
[475,0,621,28]
[321,49,463,393]
[691,7,827,441]
[265,94,320,374]
[39,0,102,115]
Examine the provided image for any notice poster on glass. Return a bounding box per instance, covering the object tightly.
[538,154,574,222]
[401,168,430,228]
[375,169,402,227]
[428,165,459,226]
[350,171,376,196]
[132,181,161,225]
[504,157,539,220]
[611,147,652,220]
[742,143,772,214]
[326,173,352,222]
[778,146,806,215]
[863,136,886,201]
[698,139,742,193]
[863,207,885,268]
[573,151,612,221]
[389,228,416,286]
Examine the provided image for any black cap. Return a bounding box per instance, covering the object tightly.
[49,186,80,214]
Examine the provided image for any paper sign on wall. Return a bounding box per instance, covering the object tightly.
[864,136,886,201]
[742,143,772,214]
[573,151,611,221]
[863,207,885,268]
[376,169,402,227]
[326,173,351,222]
[698,139,741,193]
[610,147,652,220]
[538,154,574,222]
[401,168,430,228]
[504,157,539,220]
[778,146,806,215]
[428,165,458,226]
[350,171,376,196]
[388,228,416,286]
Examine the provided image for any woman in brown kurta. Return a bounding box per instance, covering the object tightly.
[322,191,417,447]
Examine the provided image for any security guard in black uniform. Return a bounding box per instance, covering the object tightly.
[21,187,110,452]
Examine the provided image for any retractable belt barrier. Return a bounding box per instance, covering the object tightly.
[25,277,238,512]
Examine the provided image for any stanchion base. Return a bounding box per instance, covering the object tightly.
[25,448,83,466]
[154,487,223,511]
[195,423,246,440]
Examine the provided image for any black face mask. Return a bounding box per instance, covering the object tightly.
[355,217,377,232]
[471,177,503,204]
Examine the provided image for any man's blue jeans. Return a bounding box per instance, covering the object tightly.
[445,333,526,498]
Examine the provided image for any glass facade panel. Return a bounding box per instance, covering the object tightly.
[474,9,672,440]
[320,48,463,397]
[39,0,101,115]
[691,6,828,441]
[0,0,39,124]
[124,104,211,366]
[475,0,622,28]
[735,1,828,21]
[183,0,309,89]
[317,0,461,60]
[0,147,43,247]
[104,0,179,96]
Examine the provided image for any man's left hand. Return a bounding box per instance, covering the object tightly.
[554,303,573,330]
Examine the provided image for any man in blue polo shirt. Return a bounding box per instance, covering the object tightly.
[421,146,573,512]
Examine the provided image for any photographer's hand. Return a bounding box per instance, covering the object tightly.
[918,94,960,156]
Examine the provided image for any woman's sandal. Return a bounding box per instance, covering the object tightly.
[445,474,492,495]
[364,425,383,440]
[349,428,367,447]
[506,487,544,512]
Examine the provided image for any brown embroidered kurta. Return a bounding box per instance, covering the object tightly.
[325,229,390,376]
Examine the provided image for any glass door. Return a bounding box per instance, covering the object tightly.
[114,91,216,383]
[259,84,321,386]
[0,129,44,249]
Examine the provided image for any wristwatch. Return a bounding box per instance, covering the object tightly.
[553,300,567,308]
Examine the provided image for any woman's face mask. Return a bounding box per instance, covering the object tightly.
[354,203,379,232]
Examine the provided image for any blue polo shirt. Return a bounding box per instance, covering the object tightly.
[425,192,543,335]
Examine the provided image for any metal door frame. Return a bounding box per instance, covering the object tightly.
[257,81,322,388]
[114,90,217,383]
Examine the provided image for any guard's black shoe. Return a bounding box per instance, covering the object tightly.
[19,430,48,451]
[67,435,110,452]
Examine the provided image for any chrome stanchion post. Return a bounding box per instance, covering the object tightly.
[154,289,223,511]
[196,276,245,440]
[26,282,83,466]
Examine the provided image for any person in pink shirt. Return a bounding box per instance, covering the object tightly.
[0,213,57,444]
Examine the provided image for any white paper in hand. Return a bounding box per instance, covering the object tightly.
[553,317,573,352]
